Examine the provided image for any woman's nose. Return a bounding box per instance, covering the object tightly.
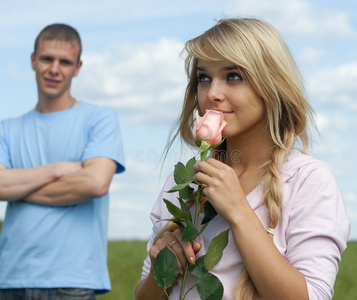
[207,79,224,103]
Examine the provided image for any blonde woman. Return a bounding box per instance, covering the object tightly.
[135,18,350,300]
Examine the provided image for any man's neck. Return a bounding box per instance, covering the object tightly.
[36,96,77,113]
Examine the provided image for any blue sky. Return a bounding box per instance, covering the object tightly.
[0,0,356,240]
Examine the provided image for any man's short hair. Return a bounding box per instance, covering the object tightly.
[34,24,82,62]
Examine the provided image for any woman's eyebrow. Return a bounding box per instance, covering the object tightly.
[223,65,239,71]
[196,65,238,72]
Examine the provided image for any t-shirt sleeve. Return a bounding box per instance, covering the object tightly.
[285,162,350,300]
[0,121,11,168]
[81,107,125,174]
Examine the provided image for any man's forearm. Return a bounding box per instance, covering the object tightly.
[24,157,117,206]
[24,170,100,206]
[0,162,82,201]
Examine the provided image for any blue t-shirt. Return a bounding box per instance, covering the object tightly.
[0,102,125,293]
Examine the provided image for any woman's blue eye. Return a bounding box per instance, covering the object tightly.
[227,73,243,81]
[197,74,210,82]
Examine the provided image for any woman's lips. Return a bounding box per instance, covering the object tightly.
[211,109,233,115]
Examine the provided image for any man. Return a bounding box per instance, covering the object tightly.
[0,24,125,300]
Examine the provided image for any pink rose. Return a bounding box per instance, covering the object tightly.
[192,110,227,146]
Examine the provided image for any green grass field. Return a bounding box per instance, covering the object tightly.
[333,241,357,300]
[0,222,356,299]
[97,240,147,300]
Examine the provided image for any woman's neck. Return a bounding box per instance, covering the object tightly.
[225,132,275,181]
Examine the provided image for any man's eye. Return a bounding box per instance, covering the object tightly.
[197,74,210,82]
[227,73,243,81]
[41,57,53,63]
[61,60,73,66]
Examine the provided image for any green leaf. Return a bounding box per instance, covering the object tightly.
[163,199,190,221]
[167,182,190,192]
[167,182,193,192]
[197,273,224,300]
[189,255,207,278]
[158,219,186,230]
[153,246,179,289]
[168,158,196,199]
[179,185,194,199]
[204,229,230,271]
[159,218,185,224]
[172,220,186,229]
[173,158,196,185]
[201,201,217,225]
[178,197,192,222]
[178,197,190,212]
[186,157,197,178]
[182,220,199,241]
[173,162,187,184]
[166,181,194,199]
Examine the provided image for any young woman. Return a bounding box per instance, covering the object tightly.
[135,18,350,300]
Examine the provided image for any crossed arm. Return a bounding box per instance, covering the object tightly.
[0,157,117,206]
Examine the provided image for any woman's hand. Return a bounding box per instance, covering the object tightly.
[193,158,247,223]
[149,228,202,275]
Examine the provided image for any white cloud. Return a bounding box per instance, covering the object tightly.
[346,208,357,222]
[108,198,154,239]
[314,113,330,132]
[110,199,147,212]
[307,62,357,110]
[296,47,324,67]
[110,163,164,195]
[345,192,357,204]
[224,0,356,40]
[73,38,186,125]
[311,111,356,156]
[0,0,212,27]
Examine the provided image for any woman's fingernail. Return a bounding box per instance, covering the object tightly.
[189,257,195,265]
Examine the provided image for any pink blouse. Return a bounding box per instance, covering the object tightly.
[141,149,350,299]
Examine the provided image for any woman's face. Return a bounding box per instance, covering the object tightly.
[196,59,268,142]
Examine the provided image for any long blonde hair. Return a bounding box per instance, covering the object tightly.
[162,18,314,299]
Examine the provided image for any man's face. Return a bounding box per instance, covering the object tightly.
[31,39,82,100]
